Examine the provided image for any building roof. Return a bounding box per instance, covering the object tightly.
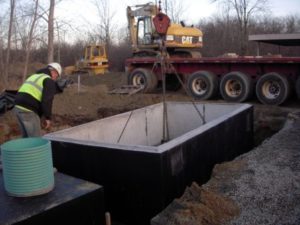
[249,33,300,46]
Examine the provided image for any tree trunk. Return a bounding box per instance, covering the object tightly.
[56,20,60,63]
[48,0,55,63]
[0,38,4,79]
[22,0,39,81]
[242,24,249,55]
[213,0,268,56]
[94,0,116,55]
[4,0,16,87]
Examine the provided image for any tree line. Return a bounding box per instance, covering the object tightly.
[0,0,299,88]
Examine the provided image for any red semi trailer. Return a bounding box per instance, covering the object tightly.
[125,33,300,105]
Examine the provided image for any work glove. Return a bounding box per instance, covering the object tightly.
[55,78,74,93]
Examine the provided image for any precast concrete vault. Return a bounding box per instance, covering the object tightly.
[45,101,253,225]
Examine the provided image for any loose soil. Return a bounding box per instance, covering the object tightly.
[1,72,299,145]
[153,116,300,225]
[1,72,193,142]
[152,182,240,225]
[0,72,299,225]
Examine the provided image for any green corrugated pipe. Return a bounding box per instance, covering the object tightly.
[1,137,54,197]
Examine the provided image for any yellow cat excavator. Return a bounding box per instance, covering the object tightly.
[110,2,204,95]
[64,44,109,75]
[126,2,203,57]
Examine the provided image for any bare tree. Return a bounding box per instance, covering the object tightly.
[211,0,269,55]
[94,0,117,51]
[284,15,299,33]
[0,2,5,81]
[164,0,187,24]
[35,0,63,64]
[22,0,39,80]
[4,0,16,86]
[48,0,54,63]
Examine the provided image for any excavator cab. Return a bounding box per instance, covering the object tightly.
[81,45,109,75]
[137,16,154,45]
[85,45,105,59]
[64,44,109,75]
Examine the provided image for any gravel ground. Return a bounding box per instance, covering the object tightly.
[225,113,300,225]
[152,112,300,225]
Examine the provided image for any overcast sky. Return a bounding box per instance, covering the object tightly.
[56,0,300,26]
[52,0,300,42]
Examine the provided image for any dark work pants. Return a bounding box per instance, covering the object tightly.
[13,107,41,137]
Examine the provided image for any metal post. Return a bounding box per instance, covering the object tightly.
[77,74,80,94]
[161,51,168,143]
[256,42,260,56]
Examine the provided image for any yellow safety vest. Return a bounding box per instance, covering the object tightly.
[18,73,50,102]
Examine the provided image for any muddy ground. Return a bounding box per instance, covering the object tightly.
[1,72,299,145]
[1,72,300,225]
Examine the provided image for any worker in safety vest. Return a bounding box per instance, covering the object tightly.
[14,62,62,137]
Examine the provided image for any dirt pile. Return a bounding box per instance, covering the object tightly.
[52,72,191,120]
[0,112,20,143]
[151,182,239,225]
[1,72,298,145]
[1,72,298,141]
[0,72,191,143]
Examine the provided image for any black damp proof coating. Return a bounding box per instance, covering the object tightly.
[0,172,105,225]
[49,106,253,225]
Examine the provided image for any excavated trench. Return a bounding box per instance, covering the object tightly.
[151,110,300,225]
[43,102,295,225]
[0,103,293,225]
[45,102,253,224]
[51,104,288,147]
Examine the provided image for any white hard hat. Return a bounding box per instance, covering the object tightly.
[48,62,62,77]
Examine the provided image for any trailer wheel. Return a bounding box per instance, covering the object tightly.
[256,72,290,105]
[220,72,253,102]
[296,76,300,99]
[128,68,158,93]
[187,71,218,100]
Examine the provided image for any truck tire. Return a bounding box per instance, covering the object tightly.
[296,76,300,99]
[128,68,158,93]
[220,71,253,102]
[256,72,290,105]
[187,71,218,100]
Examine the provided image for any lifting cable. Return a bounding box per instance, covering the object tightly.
[152,52,206,125]
[117,1,205,144]
[117,110,134,143]
[160,47,170,143]
[169,62,206,124]
[144,108,149,146]
[117,53,206,144]
[117,49,206,145]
